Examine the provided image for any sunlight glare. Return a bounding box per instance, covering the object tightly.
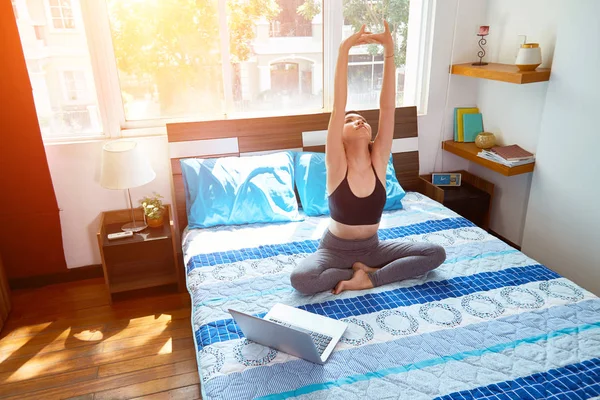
[73,329,104,341]
[6,352,62,382]
[158,338,173,355]
[132,314,171,325]
[2,322,53,340]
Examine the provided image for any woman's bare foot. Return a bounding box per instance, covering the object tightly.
[332,269,374,295]
[352,262,379,274]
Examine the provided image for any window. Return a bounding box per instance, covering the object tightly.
[347,54,385,109]
[271,0,313,37]
[12,0,433,140]
[34,26,48,45]
[225,0,323,115]
[105,0,225,121]
[11,0,102,139]
[105,0,323,120]
[62,71,88,102]
[48,0,76,30]
[343,1,411,110]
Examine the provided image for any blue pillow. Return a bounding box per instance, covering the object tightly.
[180,152,302,229]
[294,152,329,217]
[294,152,405,217]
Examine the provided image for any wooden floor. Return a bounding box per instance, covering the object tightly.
[0,279,199,399]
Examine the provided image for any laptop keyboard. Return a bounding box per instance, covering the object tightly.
[268,318,333,356]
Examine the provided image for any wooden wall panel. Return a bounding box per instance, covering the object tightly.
[167,107,417,143]
[238,133,303,153]
[167,113,331,142]
[171,159,183,176]
[303,145,325,153]
[172,175,188,237]
[393,151,420,191]
[392,121,419,139]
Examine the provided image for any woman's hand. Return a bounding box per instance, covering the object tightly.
[340,25,370,53]
[363,21,394,55]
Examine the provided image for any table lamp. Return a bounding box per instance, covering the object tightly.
[100,140,156,232]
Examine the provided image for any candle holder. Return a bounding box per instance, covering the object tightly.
[472,26,489,66]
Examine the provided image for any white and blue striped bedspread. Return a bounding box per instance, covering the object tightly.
[183,192,600,399]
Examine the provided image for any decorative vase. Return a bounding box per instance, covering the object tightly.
[146,214,163,228]
[475,132,496,149]
[516,43,542,71]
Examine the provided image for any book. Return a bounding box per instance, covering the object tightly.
[454,109,458,141]
[477,150,535,167]
[454,107,479,142]
[490,145,534,161]
[462,113,483,143]
[454,108,468,141]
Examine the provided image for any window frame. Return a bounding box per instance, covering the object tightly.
[45,0,79,32]
[45,0,435,142]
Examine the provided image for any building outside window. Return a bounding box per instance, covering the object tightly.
[48,0,76,30]
[62,70,88,102]
[11,0,101,139]
[11,0,432,140]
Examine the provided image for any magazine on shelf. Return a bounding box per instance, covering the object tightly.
[490,145,534,161]
[477,150,535,167]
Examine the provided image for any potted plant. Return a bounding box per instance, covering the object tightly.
[140,193,164,228]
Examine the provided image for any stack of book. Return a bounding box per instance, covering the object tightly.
[454,107,484,143]
[477,145,535,167]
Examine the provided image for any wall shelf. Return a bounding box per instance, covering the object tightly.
[451,63,551,84]
[442,140,534,176]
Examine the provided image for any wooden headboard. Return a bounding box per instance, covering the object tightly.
[167,107,420,234]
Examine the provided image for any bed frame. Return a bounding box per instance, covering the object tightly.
[166,106,420,235]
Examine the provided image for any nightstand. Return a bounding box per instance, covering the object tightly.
[419,170,494,230]
[97,204,182,302]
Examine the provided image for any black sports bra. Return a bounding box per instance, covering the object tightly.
[328,165,386,226]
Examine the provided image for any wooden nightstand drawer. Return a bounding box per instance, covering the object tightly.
[97,204,182,302]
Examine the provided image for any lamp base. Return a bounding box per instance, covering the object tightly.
[121,221,147,233]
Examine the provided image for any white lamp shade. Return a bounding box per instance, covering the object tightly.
[100,140,156,190]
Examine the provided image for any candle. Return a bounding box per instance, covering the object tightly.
[478,26,489,36]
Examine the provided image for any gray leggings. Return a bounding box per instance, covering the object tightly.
[290,229,446,295]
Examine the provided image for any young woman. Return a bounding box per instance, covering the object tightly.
[290,22,446,295]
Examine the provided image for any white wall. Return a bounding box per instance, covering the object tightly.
[521,0,600,294]
[466,0,559,245]
[419,0,485,174]
[469,80,547,244]
[45,0,485,268]
[45,136,173,268]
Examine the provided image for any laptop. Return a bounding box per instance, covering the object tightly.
[229,303,347,365]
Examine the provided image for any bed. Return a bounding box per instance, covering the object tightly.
[167,108,600,399]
